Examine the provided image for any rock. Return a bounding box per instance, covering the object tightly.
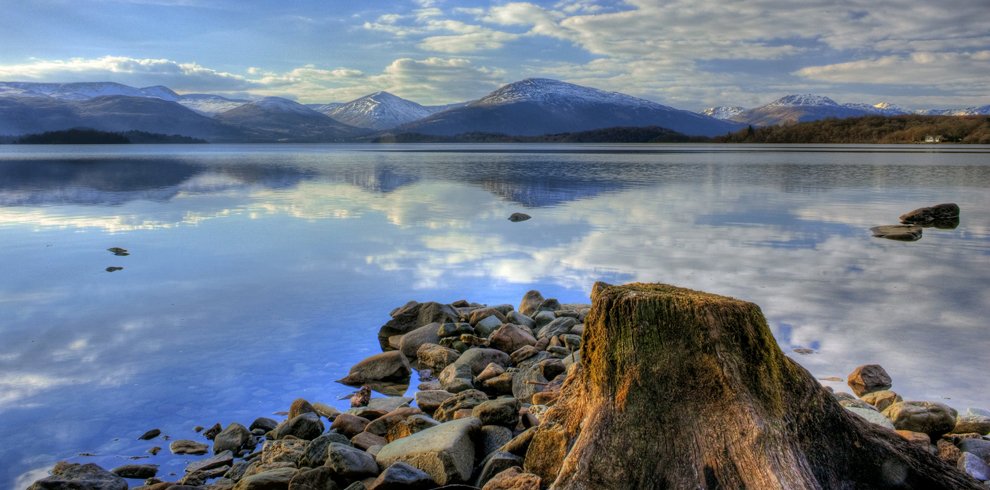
[531,391,560,406]
[111,464,158,479]
[953,414,990,435]
[899,203,960,224]
[312,403,342,420]
[481,466,541,490]
[288,466,338,490]
[28,462,127,490]
[363,397,413,413]
[512,359,564,404]
[350,386,371,408]
[375,417,482,486]
[251,417,280,434]
[352,431,388,451]
[138,429,161,440]
[518,291,545,317]
[845,407,896,430]
[536,317,576,340]
[509,345,540,365]
[489,324,537,354]
[289,399,318,419]
[499,428,537,457]
[506,311,536,330]
[469,308,507,326]
[204,422,224,439]
[301,432,352,467]
[331,413,370,438]
[477,426,514,458]
[107,247,129,256]
[439,348,510,393]
[367,462,435,490]
[437,322,474,338]
[379,301,458,351]
[475,452,524,488]
[532,311,556,329]
[883,401,958,439]
[547,346,570,357]
[415,390,454,414]
[365,407,422,436]
[860,390,902,412]
[472,398,520,427]
[434,389,490,423]
[895,430,932,447]
[386,414,440,443]
[188,450,235,474]
[325,443,379,479]
[233,467,298,490]
[399,323,441,358]
[273,413,324,441]
[481,372,515,395]
[105,266,123,272]
[416,344,460,373]
[959,438,990,461]
[508,213,531,222]
[477,363,506,383]
[338,351,411,386]
[347,406,389,421]
[838,397,875,410]
[261,439,309,466]
[846,364,893,397]
[870,225,922,241]
[475,316,504,338]
[171,439,210,455]
[959,452,990,482]
[938,439,963,465]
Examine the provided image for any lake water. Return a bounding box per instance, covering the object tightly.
[1,143,988,487]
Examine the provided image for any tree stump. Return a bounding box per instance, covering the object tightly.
[524,282,980,489]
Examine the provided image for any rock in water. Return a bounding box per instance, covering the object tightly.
[870,225,922,241]
[523,282,982,489]
[28,462,127,490]
[105,266,124,272]
[899,203,960,224]
[508,212,531,222]
[138,428,161,440]
[338,351,412,386]
[351,385,372,408]
[107,247,129,256]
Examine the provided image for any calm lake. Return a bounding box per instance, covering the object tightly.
[1,143,988,487]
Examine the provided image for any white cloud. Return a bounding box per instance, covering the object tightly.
[795,51,990,90]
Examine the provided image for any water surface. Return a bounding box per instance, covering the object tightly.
[1,143,988,488]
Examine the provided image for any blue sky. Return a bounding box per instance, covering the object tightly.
[0,0,987,110]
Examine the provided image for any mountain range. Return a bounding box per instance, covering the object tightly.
[0,80,986,142]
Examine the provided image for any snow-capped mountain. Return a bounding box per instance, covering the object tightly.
[703,106,745,120]
[0,82,179,101]
[177,94,248,116]
[399,78,741,137]
[732,94,872,126]
[307,103,344,115]
[922,105,990,116]
[325,91,435,130]
[842,102,908,116]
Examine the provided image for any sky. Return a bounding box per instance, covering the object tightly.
[0,0,987,110]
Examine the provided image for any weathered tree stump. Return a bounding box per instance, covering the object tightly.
[524,282,980,489]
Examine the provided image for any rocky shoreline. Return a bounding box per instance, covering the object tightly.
[28,288,990,489]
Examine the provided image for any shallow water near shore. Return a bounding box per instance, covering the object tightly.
[1,143,988,487]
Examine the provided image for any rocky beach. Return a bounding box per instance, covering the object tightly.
[27,284,990,489]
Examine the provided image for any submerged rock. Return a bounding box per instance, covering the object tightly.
[508,213,531,222]
[870,225,922,241]
[899,203,960,225]
[28,462,126,490]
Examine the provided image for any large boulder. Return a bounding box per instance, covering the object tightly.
[330,413,370,438]
[489,324,537,354]
[214,423,255,455]
[399,323,441,358]
[416,343,460,373]
[882,401,958,439]
[415,390,454,414]
[233,467,298,489]
[952,414,990,435]
[170,439,210,455]
[301,432,351,468]
[28,462,127,490]
[273,413,324,440]
[379,301,458,351]
[958,452,990,482]
[338,351,411,386]
[472,398,521,427]
[375,417,482,486]
[535,317,576,340]
[846,364,892,397]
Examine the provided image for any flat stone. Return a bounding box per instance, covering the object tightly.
[375,417,482,486]
[508,213,531,222]
[899,203,960,224]
[111,464,158,479]
[28,462,127,490]
[187,450,234,474]
[233,467,297,490]
[367,461,436,490]
[364,397,413,413]
[261,439,308,465]
[415,390,454,414]
[953,414,990,435]
[895,430,931,447]
[171,439,210,455]
[312,402,341,420]
[352,431,388,451]
[870,225,922,241]
[325,443,379,479]
[536,317,576,340]
[138,429,161,440]
[846,364,893,397]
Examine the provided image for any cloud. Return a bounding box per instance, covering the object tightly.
[795,51,990,91]
[0,56,255,92]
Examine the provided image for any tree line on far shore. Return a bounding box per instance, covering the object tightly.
[715,115,990,144]
[0,128,207,144]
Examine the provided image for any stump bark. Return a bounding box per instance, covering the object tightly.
[525,282,980,489]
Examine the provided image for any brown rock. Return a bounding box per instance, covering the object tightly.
[379,301,458,351]
[846,364,892,397]
[860,390,902,412]
[433,389,490,422]
[489,324,537,354]
[352,431,388,451]
[386,414,440,443]
[477,363,506,383]
[415,390,454,414]
[518,290,545,317]
[482,466,541,490]
[937,439,962,465]
[883,401,958,439]
[899,203,960,224]
[330,413,371,438]
[895,430,932,447]
[338,351,412,386]
[365,407,423,436]
[289,399,318,420]
[416,344,461,373]
[469,308,507,326]
[870,224,922,241]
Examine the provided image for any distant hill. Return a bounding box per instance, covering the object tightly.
[8,128,206,144]
[397,78,740,137]
[716,115,990,144]
[215,97,367,141]
[324,91,438,130]
[731,94,872,126]
[366,125,698,143]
